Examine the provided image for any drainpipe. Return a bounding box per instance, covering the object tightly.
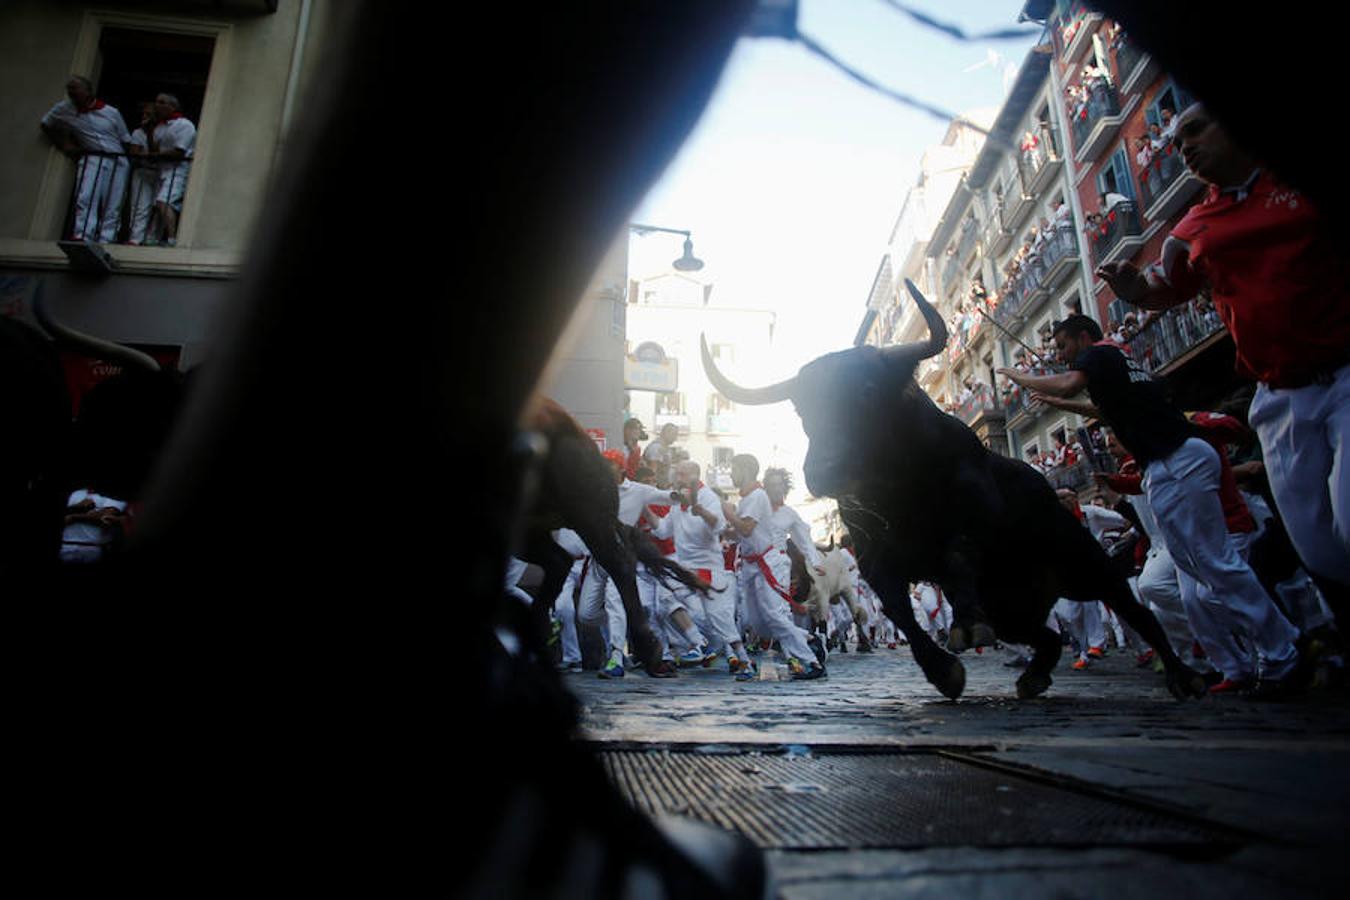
[275,0,314,169]
[1045,42,1098,326]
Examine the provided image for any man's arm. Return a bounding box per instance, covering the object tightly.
[1097,236,1199,311]
[996,366,1087,399]
[1033,392,1100,417]
[721,501,757,538]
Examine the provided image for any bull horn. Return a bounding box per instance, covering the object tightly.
[32,281,161,372]
[880,278,947,367]
[700,333,796,406]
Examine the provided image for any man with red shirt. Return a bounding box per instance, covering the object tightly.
[1098,103,1350,629]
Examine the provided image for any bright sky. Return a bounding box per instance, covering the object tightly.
[631,0,1042,383]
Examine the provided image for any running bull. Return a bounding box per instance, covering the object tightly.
[701,280,1206,700]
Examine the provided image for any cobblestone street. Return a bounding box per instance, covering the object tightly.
[570,644,1350,897]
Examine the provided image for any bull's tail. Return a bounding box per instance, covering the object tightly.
[619,522,711,595]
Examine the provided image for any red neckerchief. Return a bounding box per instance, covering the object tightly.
[77,98,106,114]
[1093,337,1132,356]
[739,481,761,498]
[151,112,184,138]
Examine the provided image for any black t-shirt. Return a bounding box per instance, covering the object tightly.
[1072,343,1192,467]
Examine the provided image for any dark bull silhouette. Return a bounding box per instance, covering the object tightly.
[702,279,1207,701]
[515,398,710,671]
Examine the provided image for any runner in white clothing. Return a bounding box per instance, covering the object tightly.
[722,454,825,680]
[651,460,755,678]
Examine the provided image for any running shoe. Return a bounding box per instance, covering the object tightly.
[789,659,827,681]
[599,655,625,679]
[677,647,708,668]
[734,660,758,682]
[1087,646,1105,659]
[1072,658,1089,671]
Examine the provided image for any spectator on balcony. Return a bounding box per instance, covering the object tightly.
[1019,128,1039,170]
[1135,134,1155,174]
[999,314,1305,694]
[1147,122,1167,154]
[1100,190,1130,214]
[643,422,680,487]
[1158,106,1179,144]
[39,75,132,244]
[1099,105,1350,639]
[124,101,163,246]
[147,93,196,248]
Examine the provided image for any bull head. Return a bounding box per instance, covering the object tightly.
[700,279,947,497]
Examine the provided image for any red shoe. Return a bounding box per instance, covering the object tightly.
[1208,677,1255,695]
[887,642,898,650]
[1072,658,1090,670]
[1087,646,1105,659]
[1135,649,1155,668]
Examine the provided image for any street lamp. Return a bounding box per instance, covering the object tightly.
[629,222,704,272]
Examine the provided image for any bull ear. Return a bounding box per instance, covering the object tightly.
[880,279,947,369]
[700,333,796,405]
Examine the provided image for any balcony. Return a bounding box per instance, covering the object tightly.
[1038,225,1081,293]
[1046,459,1091,491]
[1056,1,1103,64]
[1002,383,1049,429]
[954,384,1002,428]
[946,311,985,366]
[1019,122,1064,197]
[955,217,980,266]
[941,251,965,299]
[983,201,1013,258]
[1125,300,1228,375]
[1138,146,1205,222]
[1089,202,1144,268]
[1070,83,1125,165]
[1114,36,1160,96]
[1005,169,1036,232]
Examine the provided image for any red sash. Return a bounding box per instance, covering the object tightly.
[745,550,793,604]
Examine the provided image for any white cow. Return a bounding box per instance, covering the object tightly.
[802,546,872,650]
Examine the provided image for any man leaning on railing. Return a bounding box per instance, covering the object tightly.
[39,75,132,243]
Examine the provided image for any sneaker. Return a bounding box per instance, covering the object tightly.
[734,660,758,682]
[1135,649,1155,668]
[789,659,827,681]
[556,660,582,673]
[1087,646,1105,659]
[1072,658,1089,671]
[808,634,827,667]
[678,647,708,668]
[1004,654,1031,669]
[728,656,745,674]
[702,650,722,668]
[646,660,679,678]
[1208,676,1255,695]
[887,642,898,650]
[599,656,625,679]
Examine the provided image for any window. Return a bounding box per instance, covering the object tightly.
[55,26,216,245]
[1145,81,1197,129]
[1096,145,1136,202]
[656,392,685,415]
[713,447,735,467]
[708,393,736,415]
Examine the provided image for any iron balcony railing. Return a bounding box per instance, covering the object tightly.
[1125,300,1227,374]
[1089,202,1142,267]
[1137,144,1186,211]
[60,150,193,247]
[955,216,980,264]
[1018,121,1061,187]
[954,383,1000,426]
[1069,82,1121,153]
[1114,35,1146,88]
[1046,459,1091,491]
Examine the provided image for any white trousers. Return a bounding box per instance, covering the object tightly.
[72,154,129,242]
[1250,365,1350,586]
[1054,597,1105,658]
[553,560,584,664]
[1146,438,1300,675]
[1136,547,1195,661]
[127,165,160,244]
[504,557,533,607]
[670,568,738,652]
[737,550,815,662]
[578,561,628,656]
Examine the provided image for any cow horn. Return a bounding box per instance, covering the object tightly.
[880,279,947,367]
[700,333,796,405]
[32,281,161,372]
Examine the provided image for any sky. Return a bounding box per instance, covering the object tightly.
[630,0,1043,384]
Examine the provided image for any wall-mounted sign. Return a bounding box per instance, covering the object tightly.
[624,341,678,392]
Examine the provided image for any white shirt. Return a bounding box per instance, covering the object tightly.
[734,487,777,557]
[769,502,821,566]
[61,489,128,556]
[553,527,588,559]
[1081,505,1130,545]
[617,479,674,527]
[652,484,726,570]
[152,116,196,160]
[1103,191,1130,211]
[41,99,130,154]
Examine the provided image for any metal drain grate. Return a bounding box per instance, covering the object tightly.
[598,748,1241,850]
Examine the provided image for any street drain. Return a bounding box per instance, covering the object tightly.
[596,746,1243,851]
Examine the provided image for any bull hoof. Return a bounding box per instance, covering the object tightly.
[972,622,997,648]
[1167,666,1207,700]
[1016,671,1052,699]
[929,657,966,700]
[947,626,969,653]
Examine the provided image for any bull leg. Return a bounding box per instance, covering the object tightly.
[1014,625,1063,699]
[521,529,577,658]
[867,567,965,699]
